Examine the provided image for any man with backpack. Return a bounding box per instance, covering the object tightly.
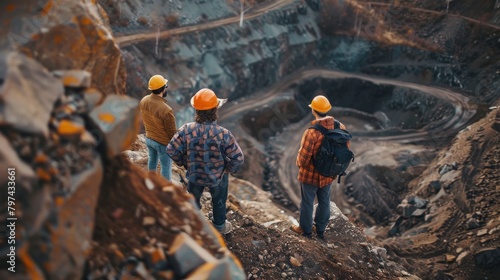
[166,88,244,234]
[291,95,352,239]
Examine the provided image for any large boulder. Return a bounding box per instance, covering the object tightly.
[89,94,140,159]
[0,52,64,137]
[0,0,126,96]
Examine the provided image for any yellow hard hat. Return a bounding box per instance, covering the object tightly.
[148,75,168,90]
[190,88,228,110]
[308,95,332,113]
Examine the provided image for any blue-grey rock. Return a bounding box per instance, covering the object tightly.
[466,218,480,230]
[474,248,500,269]
[52,70,92,88]
[186,254,246,280]
[0,52,64,137]
[89,94,139,159]
[411,208,426,217]
[168,232,217,278]
[407,195,428,209]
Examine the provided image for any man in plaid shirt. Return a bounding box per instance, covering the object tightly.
[291,95,349,239]
[167,88,244,234]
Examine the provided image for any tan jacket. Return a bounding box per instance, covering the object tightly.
[139,93,177,145]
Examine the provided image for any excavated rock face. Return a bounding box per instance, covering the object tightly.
[1,52,105,279]
[0,49,140,280]
[0,0,126,96]
[0,2,132,279]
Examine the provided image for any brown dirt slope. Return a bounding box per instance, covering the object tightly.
[87,155,244,278]
[224,210,407,280]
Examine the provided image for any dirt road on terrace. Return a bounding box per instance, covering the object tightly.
[218,68,477,207]
[360,1,500,31]
[116,0,295,46]
[115,0,500,47]
[220,68,477,142]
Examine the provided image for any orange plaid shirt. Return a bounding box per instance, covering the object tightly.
[296,116,348,187]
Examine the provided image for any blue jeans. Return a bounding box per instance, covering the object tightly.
[299,182,332,234]
[188,174,228,230]
[146,137,172,181]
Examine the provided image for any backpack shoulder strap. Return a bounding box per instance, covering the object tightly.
[334,120,341,129]
[309,123,329,135]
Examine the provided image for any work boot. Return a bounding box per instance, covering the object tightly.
[290,225,315,237]
[290,225,316,234]
[218,221,233,235]
[290,224,303,234]
[317,231,325,239]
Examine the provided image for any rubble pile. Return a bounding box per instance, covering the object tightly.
[86,156,245,279]
[0,51,111,279]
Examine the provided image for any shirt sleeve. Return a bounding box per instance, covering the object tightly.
[222,131,244,173]
[339,122,351,149]
[163,110,177,141]
[166,127,186,168]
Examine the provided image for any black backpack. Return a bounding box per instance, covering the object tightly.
[309,120,354,183]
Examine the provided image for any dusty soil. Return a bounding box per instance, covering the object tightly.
[224,210,380,280]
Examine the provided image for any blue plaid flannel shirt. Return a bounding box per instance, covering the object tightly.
[166,122,244,186]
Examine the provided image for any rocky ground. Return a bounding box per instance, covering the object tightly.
[124,135,420,280]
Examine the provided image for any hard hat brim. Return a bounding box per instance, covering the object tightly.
[148,78,168,90]
[217,98,228,109]
[308,104,331,113]
[190,97,228,110]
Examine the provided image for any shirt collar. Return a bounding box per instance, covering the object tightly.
[311,115,333,125]
[150,93,166,102]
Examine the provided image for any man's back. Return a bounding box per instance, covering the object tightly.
[140,94,176,145]
[167,122,244,186]
[297,116,337,187]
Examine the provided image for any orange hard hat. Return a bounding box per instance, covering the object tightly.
[190,88,227,110]
[308,95,332,113]
[148,75,168,90]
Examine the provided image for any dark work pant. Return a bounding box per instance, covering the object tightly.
[187,174,229,230]
[299,182,332,233]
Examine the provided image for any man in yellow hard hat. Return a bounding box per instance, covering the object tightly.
[166,88,243,234]
[291,95,349,239]
[139,74,177,181]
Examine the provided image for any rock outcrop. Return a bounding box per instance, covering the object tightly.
[0,1,246,279]
[0,52,107,279]
[1,0,126,96]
